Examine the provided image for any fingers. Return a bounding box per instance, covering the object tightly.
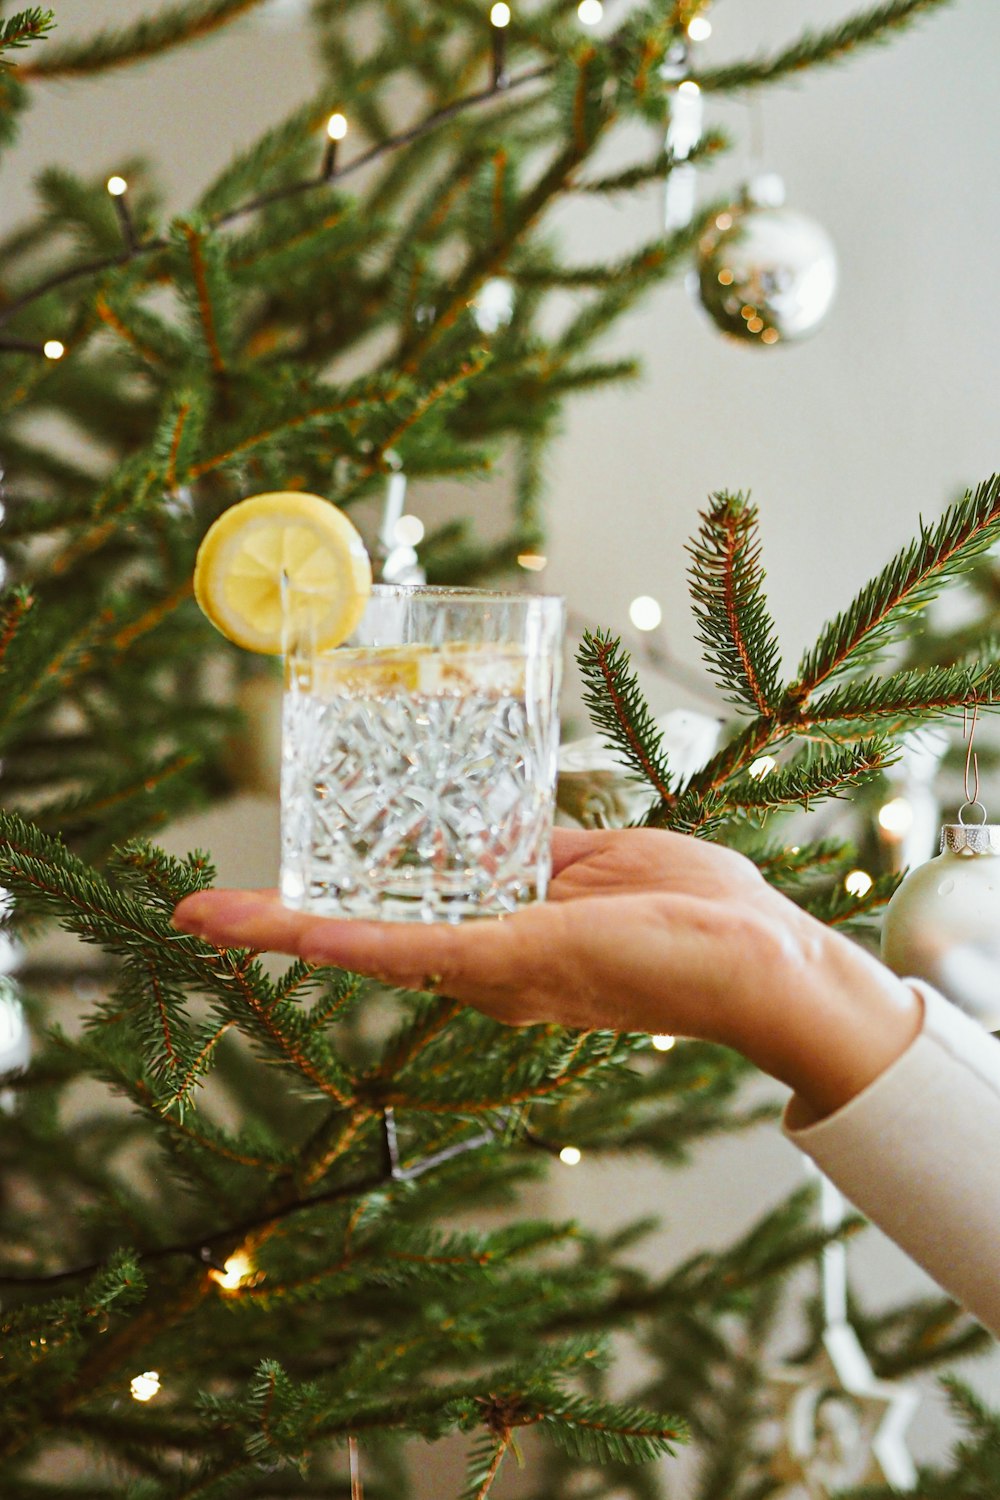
[549,826,615,875]
[172,888,575,1024]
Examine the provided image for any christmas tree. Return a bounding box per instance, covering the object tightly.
[1,2,997,1495]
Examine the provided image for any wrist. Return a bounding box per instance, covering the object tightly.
[730,909,923,1122]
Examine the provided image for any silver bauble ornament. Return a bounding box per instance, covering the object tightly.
[881,822,1000,1031]
[692,176,838,346]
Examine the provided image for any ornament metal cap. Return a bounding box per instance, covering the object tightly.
[940,822,1000,855]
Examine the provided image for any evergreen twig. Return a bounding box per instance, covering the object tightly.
[694,0,955,93]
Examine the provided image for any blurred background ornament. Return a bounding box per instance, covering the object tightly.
[376,457,427,586]
[882,710,1000,1030]
[557,708,721,827]
[766,1171,919,1498]
[691,173,838,346]
[0,977,31,1082]
[661,52,703,234]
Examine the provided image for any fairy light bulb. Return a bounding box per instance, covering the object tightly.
[678,79,701,96]
[577,0,603,23]
[559,1145,582,1166]
[326,112,348,141]
[651,1034,676,1052]
[490,2,511,25]
[878,797,914,838]
[393,514,425,547]
[629,595,662,632]
[43,340,65,361]
[209,1251,254,1291]
[687,16,712,40]
[107,175,128,197]
[844,869,873,898]
[517,552,548,572]
[130,1370,161,1402]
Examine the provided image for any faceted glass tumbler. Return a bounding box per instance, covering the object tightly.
[280,584,565,922]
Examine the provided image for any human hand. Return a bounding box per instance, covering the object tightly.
[172,827,921,1121]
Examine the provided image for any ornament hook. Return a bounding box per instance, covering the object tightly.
[959,703,988,826]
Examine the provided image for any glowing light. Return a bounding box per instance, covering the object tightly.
[844,869,873,898]
[747,755,777,780]
[106,175,128,197]
[393,514,425,547]
[490,2,511,26]
[209,1251,254,1291]
[517,552,548,572]
[878,797,914,837]
[678,79,701,95]
[130,1371,161,1402]
[629,595,662,632]
[651,1034,676,1052]
[761,327,780,344]
[326,112,348,140]
[741,304,756,320]
[559,1145,582,1166]
[43,340,65,361]
[746,316,764,334]
[687,16,712,40]
[577,0,603,22]
[717,268,734,285]
[715,212,733,231]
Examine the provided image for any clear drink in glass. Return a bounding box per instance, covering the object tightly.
[280,585,564,922]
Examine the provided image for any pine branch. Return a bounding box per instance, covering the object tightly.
[799,869,902,931]
[0,9,54,62]
[459,1431,511,1500]
[576,631,677,807]
[537,1395,685,1464]
[15,0,269,81]
[805,660,1000,727]
[792,473,1000,701]
[687,492,783,715]
[694,0,955,94]
[729,737,896,812]
[578,131,728,194]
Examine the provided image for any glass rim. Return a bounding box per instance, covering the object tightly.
[365,582,564,606]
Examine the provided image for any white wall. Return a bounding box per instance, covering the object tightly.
[4,1,999,1490]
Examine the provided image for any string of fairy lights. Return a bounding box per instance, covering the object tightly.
[0,1054,676,1416]
[0,0,710,350]
[1,2,720,632]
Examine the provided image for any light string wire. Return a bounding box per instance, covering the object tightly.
[0,1105,524,1289]
[0,0,707,349]
[0,55,557,348]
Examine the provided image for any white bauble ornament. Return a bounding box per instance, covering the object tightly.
[692,175,838,346]
[881,822,1000,1031]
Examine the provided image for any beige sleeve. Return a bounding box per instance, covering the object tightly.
[783,980,1000,1339]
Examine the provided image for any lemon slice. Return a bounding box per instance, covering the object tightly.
[194,492,372,655]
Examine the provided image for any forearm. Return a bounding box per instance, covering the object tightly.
[783,981,1000,1337]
